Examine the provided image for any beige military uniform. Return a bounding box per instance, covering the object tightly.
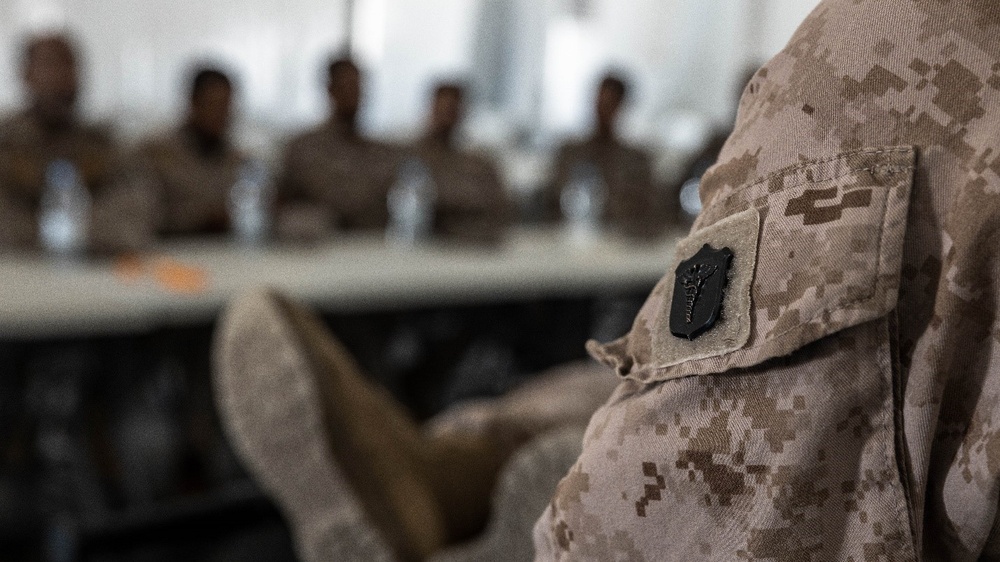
[278,121,401,233]
[0,111,153,252]
[138,125,245,236]
[546,137,661,238]
[535,1,1000,560]
[411,137,510,243]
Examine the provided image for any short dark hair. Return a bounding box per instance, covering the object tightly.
[433,82,465,101]
[189,67,233,102]
[21,33,77,74]
[599,73,629,102]
[327,56,359,81]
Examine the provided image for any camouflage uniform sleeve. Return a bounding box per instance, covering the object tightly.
[535,0,1000,559]
[534,147,918,561]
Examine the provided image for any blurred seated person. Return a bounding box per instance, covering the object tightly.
[544,74,662,238]
[277,56,401,240]
[138,67,247,236]
[408,82,510,244]
[0,33,153,253]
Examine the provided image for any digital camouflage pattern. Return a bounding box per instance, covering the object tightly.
[535,0,1000,560]
[137,125,246,236]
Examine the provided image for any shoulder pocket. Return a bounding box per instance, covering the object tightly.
[590,146,916,383]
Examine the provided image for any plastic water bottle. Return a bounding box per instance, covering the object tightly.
[228,160,273,245]
[387,157,436,246]
[679,177,703,219]
[560,160,606,244]
[39,159,91,258]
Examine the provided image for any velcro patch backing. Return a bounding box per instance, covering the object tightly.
[652,207,759,366]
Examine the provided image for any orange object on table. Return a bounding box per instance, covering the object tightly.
[152,258,209,294]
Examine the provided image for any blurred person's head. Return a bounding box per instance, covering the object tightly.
[327,56,361,127]
[21,33,79,130]
[187,67,234,143]
[427,82,464,145]
[595,74,628,139]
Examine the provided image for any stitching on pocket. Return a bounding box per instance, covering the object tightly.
[702,164,913,229]
[638,161,913,377]
[761,169,909,342]
[701,149,912,225]
[874,317,918,557]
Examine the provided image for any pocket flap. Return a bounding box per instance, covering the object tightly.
[590,147,916,383]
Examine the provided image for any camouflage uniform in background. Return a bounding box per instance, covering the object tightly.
[411,137,511,244]
[277,121,401,234]
[0,111,154,252]
[137,124,246,236]
[546,137,661,238]
[535,1,1000,560]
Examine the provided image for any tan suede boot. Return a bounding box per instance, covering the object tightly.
[276,294,530,547]
[215,289,444,561]
[215,289,524,561]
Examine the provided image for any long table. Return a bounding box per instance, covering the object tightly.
[0,227,683,339]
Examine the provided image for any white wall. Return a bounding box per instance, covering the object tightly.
[0,0,823,152]
[0,0,349,146]
[537,0,752,140]
[755,0,824,62]
[524,0,821,146]
[352,0,481,137]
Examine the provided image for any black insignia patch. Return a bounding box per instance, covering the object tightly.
[669,244,734,341]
